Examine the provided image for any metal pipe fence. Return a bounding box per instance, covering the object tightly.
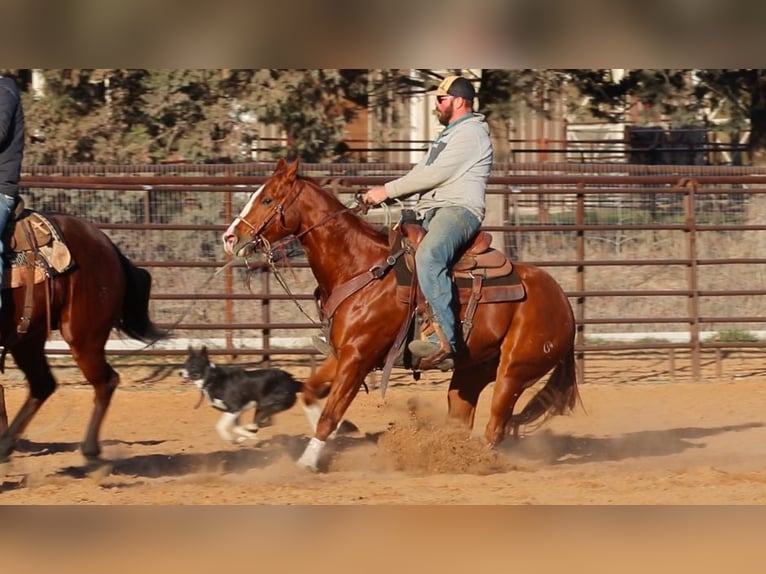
[18,162,766,382]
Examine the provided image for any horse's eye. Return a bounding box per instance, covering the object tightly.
[262,197,273,205]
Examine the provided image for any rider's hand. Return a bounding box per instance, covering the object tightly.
[363,186,389,206]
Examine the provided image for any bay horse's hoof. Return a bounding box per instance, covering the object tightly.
[0,441,13,463]
[85,460,114,481]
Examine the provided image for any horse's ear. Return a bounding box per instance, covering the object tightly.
[275,158,287,173]
[286,159,300,181]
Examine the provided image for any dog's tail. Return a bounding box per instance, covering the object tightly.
[294,374,332,399]
[290,375,304,393]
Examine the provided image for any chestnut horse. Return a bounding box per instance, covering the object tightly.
[222,159,579,471]
[0,213,166,462]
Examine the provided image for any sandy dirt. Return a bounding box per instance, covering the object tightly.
[2,352,766,505]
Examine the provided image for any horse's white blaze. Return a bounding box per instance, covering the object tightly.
[239,184,265,218]
[222,185,265,249]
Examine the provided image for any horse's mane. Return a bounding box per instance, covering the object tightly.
[298,175,389,242]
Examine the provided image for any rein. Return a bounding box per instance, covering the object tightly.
[243,239,320,326]
[237,181,373,322]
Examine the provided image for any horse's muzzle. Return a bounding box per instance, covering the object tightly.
[222,230,260,258]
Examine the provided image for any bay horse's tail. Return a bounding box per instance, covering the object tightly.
[114,246,169,344]
[511,345,580,433]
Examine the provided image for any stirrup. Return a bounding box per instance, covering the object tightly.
[311,334,332,356]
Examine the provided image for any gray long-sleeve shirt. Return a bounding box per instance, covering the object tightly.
[384,112,493,221]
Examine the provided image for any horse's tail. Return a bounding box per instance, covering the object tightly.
[511,344,581,432]
[114,246,169,344]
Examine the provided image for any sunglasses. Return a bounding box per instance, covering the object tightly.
[436,95,451,104]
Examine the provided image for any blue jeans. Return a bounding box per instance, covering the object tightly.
[0,193,16,308]
[417,206,482,351]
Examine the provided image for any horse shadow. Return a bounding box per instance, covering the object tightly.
[51,432,381,480]
[8,422,760,484]
[0,423,380,485]
[13,437,168,457]
[505,422,765,465]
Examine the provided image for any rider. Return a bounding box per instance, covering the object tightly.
[0,75,25,310]
[362,75,493,371]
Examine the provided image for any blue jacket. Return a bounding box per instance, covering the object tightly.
[0,76,25,199]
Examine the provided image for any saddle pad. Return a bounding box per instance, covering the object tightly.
[394,253,525,304]
[396,274,526,306]
[3,211,75,288]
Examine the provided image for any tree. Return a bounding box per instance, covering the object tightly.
[24,69,134,164]
[563,69,766,165]
[20,69,371,164]
[255,69,365,162]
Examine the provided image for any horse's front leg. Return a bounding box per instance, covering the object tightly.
[301,354,338,433]
[1,345,57,460]
[0,385,8,433]
[297,354,369,472]
[0,395,46,460]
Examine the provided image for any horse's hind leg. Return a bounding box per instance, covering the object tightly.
[0,341,57,460]
[68,343,120,460]
[484,352,545,447]
[446,360,497,429]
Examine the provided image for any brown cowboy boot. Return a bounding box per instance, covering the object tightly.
[408,322,454,371]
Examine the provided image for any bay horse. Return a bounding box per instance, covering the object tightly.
[222,159,579,471]
[0,211,166,462]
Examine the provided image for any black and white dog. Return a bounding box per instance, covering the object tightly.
[179,346,303,443]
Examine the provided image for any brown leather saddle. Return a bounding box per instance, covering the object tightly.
[2,199,75,333]
[370,220,527,393]
[391,222,525,341]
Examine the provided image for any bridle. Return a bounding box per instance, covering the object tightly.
[232,177,405,389]
[232,179,303,243]
[233,177,367,260]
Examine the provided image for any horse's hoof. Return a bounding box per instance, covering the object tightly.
[87,461,114,481]
[295,459,319,473]
[296,437,325,472]
[76,456,113,480]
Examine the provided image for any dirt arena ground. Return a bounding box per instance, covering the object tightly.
[2,351,766,505]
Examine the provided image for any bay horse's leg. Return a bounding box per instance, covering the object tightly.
[446,360,498,429]
[0,339,57,460]
[68,343,120,460]
[0,385,7,432]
